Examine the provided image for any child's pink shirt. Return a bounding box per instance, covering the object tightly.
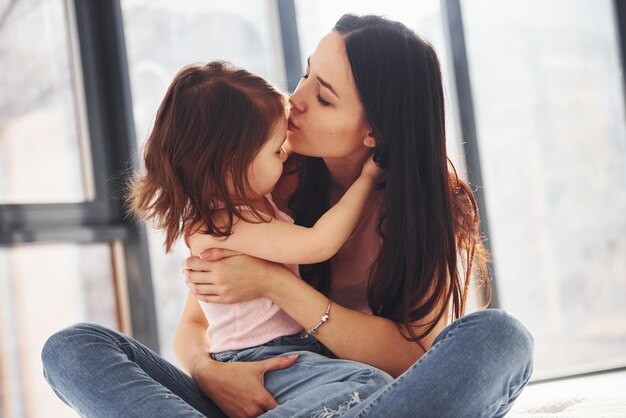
[188,194,303,353]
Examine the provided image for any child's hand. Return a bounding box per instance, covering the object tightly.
[361,155,384,183]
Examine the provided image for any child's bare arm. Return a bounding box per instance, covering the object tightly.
[189,160,381,264]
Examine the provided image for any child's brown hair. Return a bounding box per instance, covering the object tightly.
[129,61,287,252]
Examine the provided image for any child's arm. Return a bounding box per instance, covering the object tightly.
[189,159,382,265]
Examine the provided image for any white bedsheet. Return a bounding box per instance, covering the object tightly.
[508,395,626,417]
[507,370,626,417]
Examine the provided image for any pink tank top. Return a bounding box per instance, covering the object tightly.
[190,194,303,353]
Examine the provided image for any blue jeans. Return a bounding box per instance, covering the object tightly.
[210,332,393,417]
[42,309,533,417]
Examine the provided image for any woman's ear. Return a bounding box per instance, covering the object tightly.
[363,131,376,148]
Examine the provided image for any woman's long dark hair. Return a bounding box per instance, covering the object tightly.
[289,14,490,348]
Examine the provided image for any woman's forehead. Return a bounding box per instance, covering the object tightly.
[310,31,355,99]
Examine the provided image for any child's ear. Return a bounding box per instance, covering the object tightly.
[363,131,376,148]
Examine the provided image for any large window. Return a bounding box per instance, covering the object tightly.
[461,0,626,379]
[2,1,625,415]
[0,243,125,418]
[1,1,153,417]
[0,0,93,204]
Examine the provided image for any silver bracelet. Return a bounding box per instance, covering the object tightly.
[307,299,332,335]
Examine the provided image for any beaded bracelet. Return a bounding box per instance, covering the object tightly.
[306,299,332,335]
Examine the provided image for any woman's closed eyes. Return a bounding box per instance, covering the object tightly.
[301,72,331,107]
[316,94,330,107]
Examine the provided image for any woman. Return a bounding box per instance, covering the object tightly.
[42,14,533,418]
[180,13,533,417]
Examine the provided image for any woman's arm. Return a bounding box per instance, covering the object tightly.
[267,268,450,378]
[189,164,380,265]
[172,292,213,375]
[184,255,449,378]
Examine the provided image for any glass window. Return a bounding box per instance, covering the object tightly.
[121,0,286,361]
[294,0,467,173]
[0,0,94,204]
[0,242,124,418]
[461,0,626,378]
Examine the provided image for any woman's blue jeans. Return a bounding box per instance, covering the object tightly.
[41,309,533,417]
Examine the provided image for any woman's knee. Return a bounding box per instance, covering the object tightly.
[41,322,114,371]
[476,309,534,370]
[484,309,533,346]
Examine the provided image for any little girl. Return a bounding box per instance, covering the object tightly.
[130,61,392,417]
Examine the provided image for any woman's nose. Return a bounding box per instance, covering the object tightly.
[288,90,306,113]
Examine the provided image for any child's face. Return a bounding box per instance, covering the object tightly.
[247,118,288,198]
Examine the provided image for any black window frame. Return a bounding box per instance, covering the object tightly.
[0,0,158,351]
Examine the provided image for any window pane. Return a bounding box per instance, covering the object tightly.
[294,0,467,172]
[462,0,626,378]
[121,0,286,361]
[0,0,94,204]
[121,0,286,150]
[0,242,120,418]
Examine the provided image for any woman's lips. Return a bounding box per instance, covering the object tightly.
[288,118,300,131]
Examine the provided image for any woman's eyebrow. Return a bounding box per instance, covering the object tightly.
[307,57,340,99]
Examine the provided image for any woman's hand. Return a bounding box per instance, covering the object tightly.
[183,251,291,304]
[194,354,299,418]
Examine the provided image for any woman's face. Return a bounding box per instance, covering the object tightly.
[287,31,372,159]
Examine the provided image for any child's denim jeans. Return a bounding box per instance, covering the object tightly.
[210,331,393,417]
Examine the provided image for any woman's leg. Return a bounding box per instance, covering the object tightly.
[41,323,227,418]
[339,309,535,418]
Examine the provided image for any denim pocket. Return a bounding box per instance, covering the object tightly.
[211,350,240,362]
[212,344,271,362]
[278,331,319,347]
[212,332,321,363]
[233,345,272,362]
